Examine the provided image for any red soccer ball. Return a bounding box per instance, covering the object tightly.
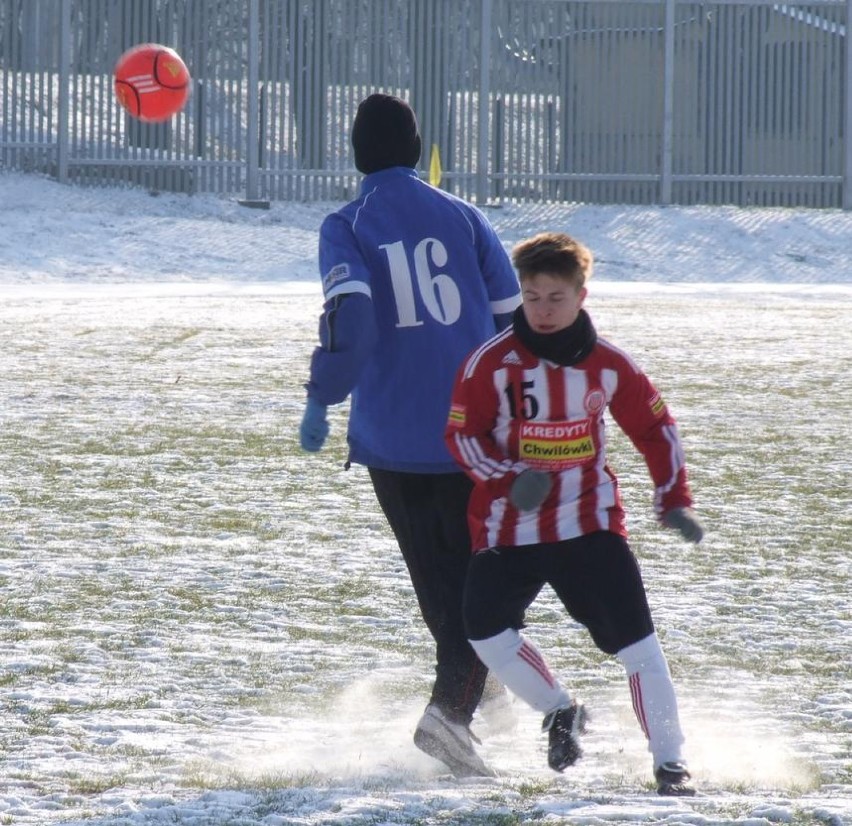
[114,43,191,123]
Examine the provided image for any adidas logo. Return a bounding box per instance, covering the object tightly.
[502,350,523,365]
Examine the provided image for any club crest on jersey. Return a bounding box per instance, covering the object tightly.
[584,387,606,415]
[650,391,666,417]
[518,419,595,469]
[323,263,350,292]
[448,403,466,428]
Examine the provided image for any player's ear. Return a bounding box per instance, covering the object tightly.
[578,286,588,306]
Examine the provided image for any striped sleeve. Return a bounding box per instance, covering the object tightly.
[604,343,693,517]
[445,345,522,497]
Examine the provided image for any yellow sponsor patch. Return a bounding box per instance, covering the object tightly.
[519,419,595,469]
[650,392,666,417]
[448,404,466,428]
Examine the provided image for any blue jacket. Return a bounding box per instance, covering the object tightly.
[307,167,521,473]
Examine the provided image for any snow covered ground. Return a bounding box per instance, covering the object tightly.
[0,170,850,826]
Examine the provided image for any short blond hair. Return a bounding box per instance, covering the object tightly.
[511,232,594,289]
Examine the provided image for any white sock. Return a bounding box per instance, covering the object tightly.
[470,629,571,715]
[617,633,685,767]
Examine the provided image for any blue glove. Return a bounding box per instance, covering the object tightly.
[299,398,329,452]
[663,507,704,543]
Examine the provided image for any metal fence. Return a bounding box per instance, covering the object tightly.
[2,0,851,208]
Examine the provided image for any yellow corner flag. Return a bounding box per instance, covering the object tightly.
[429,143,442,187]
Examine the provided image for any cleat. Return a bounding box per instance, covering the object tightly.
[655,761,697,796]
[542,701,587,772]
[414,704,496,778]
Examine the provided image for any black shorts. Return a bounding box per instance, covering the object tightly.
[463,530,655,655]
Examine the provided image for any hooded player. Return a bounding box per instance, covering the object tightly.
[299,93,522,776]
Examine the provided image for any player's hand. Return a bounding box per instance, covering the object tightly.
[663,507,704,543]
[299,398,329,452]
[509,469,553,511]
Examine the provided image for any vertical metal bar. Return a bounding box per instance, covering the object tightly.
[531,2,541,200]
[716,5,726,203]
[492,96,503,201]
[226,2,235,193]
[466,3,476,201]
[652,1,663,203]
[737,4,747,203]
[57,0,71,183]
[476,0,492,204]
[776,6,785,207]
[270,0,285,199]
[745,5,757,187]
[769,4,781,205]
[36,2,47,151]
[523,4,532,200]
[661,0,675,205]
[1,3,9,169]
[799,9,810,207]
[96,0,105,163]
[727,5,738,204]
[11,0,21,168]
[704,2,715,204]
[844,0,852,209]
[286,0,296,200]
[228,1,236,193]
[575,5,585,203]
[602,9,613,203]
[245,0,260,201]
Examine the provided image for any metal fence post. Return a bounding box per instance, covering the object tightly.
[660,0,675,205]
[243,0,262,204]
[844,0,852,209]
[476,0,493,205]
[56,0,71,183]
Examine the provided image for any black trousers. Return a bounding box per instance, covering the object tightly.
[369,468,487,725]
[464,530,655,656]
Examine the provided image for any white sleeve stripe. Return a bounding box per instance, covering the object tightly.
[351,185,379,232]
[456,434,489,478]
[455,434,492,481]
[490,293,522,314]
[462,327,514,379]
[326,280,371,301]
[455,433,514,482]
[456,433,500,479]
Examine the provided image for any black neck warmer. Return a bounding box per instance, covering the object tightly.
[513,307,598,366]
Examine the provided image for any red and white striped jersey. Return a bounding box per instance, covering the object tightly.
[445,327,694,552]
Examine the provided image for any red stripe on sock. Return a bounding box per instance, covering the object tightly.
[518,641,556,689]
[629,672,650,739]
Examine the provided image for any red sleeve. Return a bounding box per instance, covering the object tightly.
[607,359,693,519]
[445,358,524,500]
